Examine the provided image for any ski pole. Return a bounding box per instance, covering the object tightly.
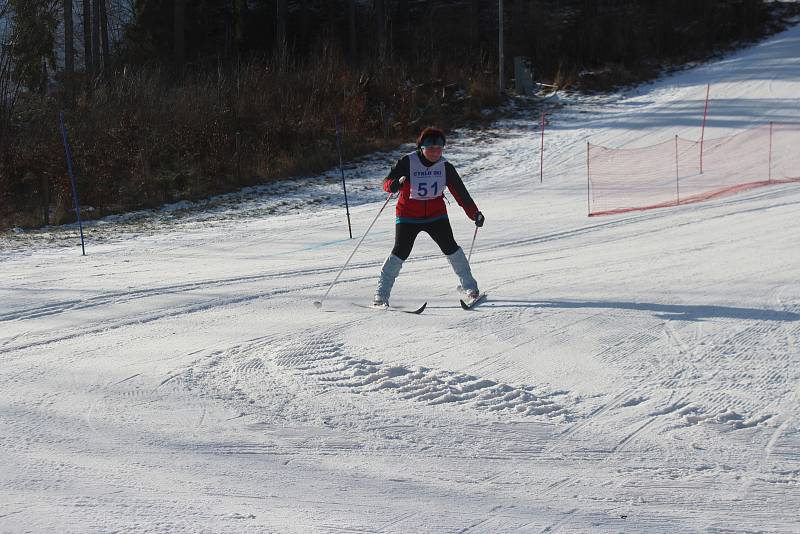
[467,225,479,263]
[314,177,405,309]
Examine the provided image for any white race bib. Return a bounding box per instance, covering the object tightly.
[409,152,446,200]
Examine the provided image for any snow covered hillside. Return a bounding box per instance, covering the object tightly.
[2,22,800,534]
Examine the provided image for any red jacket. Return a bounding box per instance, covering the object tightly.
[383,151,479,222]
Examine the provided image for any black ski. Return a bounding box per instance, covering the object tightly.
[460,293,487,310]
[352,302,427,314]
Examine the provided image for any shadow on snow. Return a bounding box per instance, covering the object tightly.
[487,298,799,322]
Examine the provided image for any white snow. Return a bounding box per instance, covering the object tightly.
[2,24,800,534]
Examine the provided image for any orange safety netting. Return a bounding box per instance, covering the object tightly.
[587,122,800,216]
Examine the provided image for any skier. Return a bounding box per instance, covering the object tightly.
[373,126,485,307]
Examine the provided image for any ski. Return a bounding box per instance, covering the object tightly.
[352,302,427,314]
[460,293,487,310]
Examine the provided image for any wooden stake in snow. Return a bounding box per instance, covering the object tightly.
[700,83,710,174]
[59,111,86,256]
[540,111,546,183]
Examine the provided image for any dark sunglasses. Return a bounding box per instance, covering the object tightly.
[421,136,445,148]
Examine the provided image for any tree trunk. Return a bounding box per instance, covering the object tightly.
[82,0,92,79]
[374,0,386,61]
[300,0,310,47]
[326,0,335,35]
[374,0,384,34]
[276,0,287,50]
[64,0,74,103]
[91,0,101,78]
[348,0,356,60]
[99,0,110,79]
[498,0,505,92]
[234,0,247,52]
[470,0,480,51]
[394,0,408,57]
[511,0,524,51]
[174,0,185,75]
[65,0,74,77]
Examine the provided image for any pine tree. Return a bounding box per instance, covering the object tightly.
[7,0,59,93]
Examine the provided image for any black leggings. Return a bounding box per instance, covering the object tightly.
[391,219,460,260]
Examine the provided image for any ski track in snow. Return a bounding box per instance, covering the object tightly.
[185,328,573,426]
[3,22,800,533]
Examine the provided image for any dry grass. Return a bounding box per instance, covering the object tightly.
[1,48,499,229]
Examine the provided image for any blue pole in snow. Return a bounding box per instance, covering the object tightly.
[334,116,353,239]
[59,111,86,256]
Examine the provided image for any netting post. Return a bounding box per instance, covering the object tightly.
[334,115,353,239]
[675,135,680,205]
[539,111,545,183]
[586,141,590,216]
[59,111,86,256]
[700,83,710,174]
[768,121,773,184]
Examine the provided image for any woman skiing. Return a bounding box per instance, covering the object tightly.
[373,126,485,307]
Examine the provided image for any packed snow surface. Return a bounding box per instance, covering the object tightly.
[2,24,800,534]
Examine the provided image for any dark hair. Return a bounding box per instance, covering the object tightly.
[416,126,446,148]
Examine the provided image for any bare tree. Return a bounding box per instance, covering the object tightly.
[0,2,21,147]
[106,0,135,45]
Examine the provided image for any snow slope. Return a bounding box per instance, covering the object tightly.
[2,24,800,534]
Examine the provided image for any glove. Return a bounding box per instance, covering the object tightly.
[474,211,485,227]
[388,175,406,193]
